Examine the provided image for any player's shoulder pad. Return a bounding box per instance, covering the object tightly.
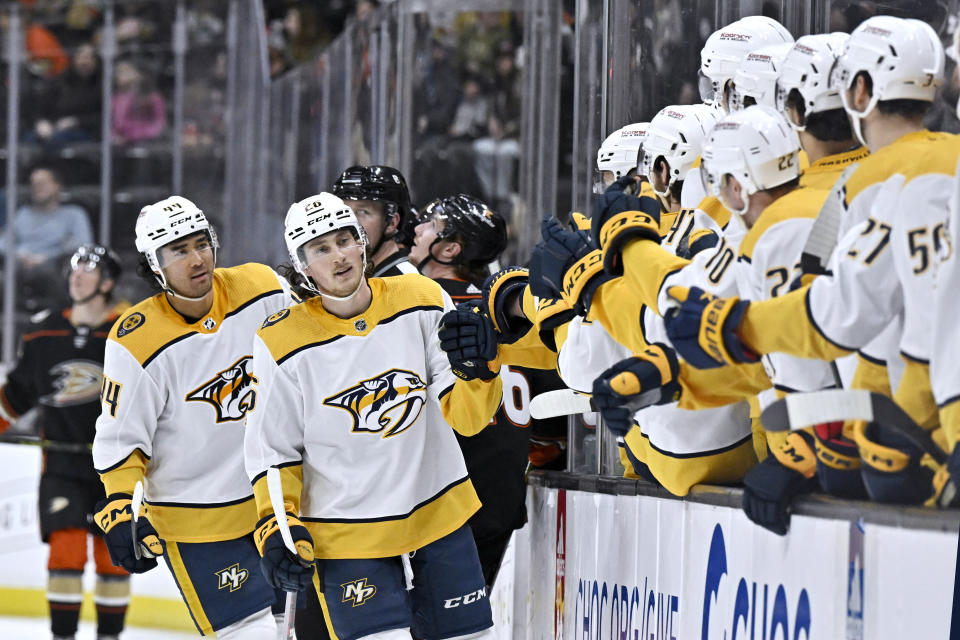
[108,295,191,366]
[845,131,953,205]
[380,272,447,311]
[899,132,960,187]
[739,186,826,260]
[216,263,288,313]
[255,302,331,363]
[695,195,732,230]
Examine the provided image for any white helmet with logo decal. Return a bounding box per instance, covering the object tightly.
[135,195,219,297]
[596,122,650,179]
[700,15,794,112]
[701,105,800,217]
[643,104,715,199]
[284,192,368,299]
[774,32,849,130]
[830,15,944,146]
[729,42,794,111]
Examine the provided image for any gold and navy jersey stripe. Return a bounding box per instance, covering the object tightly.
[258,273,446,364]
[111,263,284,367]
[843,131,952,206]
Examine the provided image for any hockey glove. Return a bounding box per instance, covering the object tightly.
[528,217,594,300]
[813,421,867,499]
[254,512,316,593]
[94,493,163,573]
[591,344,681,438]
[561,249,612,316]
[591,181,661,276]
[663,286,759,369]
[438,306,499,381]
[535,296,576,352]
[742,450,818,537]
[483,267,533,344]
[853,420,938,505]
[678,228,719,260]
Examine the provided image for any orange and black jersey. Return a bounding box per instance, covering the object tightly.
[0,306,123,482]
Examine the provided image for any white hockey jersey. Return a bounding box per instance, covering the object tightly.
[93,263,294,542]
[245,274,502,559]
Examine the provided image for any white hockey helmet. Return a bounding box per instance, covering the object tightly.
[596,122,650,178]
[729,42,794,111]
[830,15,944,146]
[643,104,715,198]
[284,192,368,299]
[700,15,794,111]
[135,195,219,293]
[701,104,801,217]
[775,33,850,130]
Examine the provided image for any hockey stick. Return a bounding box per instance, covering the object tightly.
[267,467,299,640]
[759,389,946,464]
[530,389,595,419]
[798,163,859,275]
[0,435,92,454]
[132,480,144,560]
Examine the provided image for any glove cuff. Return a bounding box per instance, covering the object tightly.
[599,211,661,276]
[94,493,133,534]
[698,296,759,365]
[769,431,817,478]
[483,267,532,344]
[254,512,306,557]
[535,297,576,352]
[561,250,609,314]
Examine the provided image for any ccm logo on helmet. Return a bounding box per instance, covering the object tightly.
[443,587,487,609]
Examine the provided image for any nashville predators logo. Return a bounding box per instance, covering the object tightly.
[185,356,259,422]
[324,369,427,438]
[117,312,145,338]
[41,360,103,407]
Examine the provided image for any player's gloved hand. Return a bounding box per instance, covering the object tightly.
[812,421,867,499]
[561,249,611,316]
[535,296,576,352]
[254,512,316,593]
[591,344,681,437]
[528,217,594,300]
[483,267,532,344]
[742,452,818,536]
[94,493,163,573]
[591,182,661,276]
[438,306,499,381]
[663,286,759,369]
[853,420,938,505]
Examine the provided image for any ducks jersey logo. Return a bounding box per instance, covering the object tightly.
[186,356,259,423]
[41,360,104,407]
[324,369,427,438]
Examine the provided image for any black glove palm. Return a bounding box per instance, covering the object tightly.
[438,306,499,380]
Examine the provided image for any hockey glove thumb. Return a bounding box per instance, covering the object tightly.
[254,513,316,593]
[742,452,818,536]
[482,267,532,344]
[94,493,163,573]
[438,306,499,381]
[663,286,759,369]
[591,344,681,438]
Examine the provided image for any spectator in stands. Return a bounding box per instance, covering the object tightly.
[473,43,521,212]
[415,41,460,140]
[3,167,93,310]
[111,59,166,144]
[26,43,103,150]
[449,75,489,141]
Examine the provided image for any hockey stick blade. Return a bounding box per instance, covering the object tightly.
[131,480,144,561]
[530,389,596,419]
[799,163,858,274]
[760,389,946,464]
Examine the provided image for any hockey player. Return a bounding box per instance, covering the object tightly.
[332,164,418,277]
[246,192,502,640]
[664,16,958,505]
[409,194,567,586]
[92,196,295,637]
[727,42,794,111]
[0,244,129,640]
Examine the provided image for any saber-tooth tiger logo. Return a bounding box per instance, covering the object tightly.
[324,369,427,438]
[186,356,259,422]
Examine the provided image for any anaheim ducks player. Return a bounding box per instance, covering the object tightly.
[246,193,502,640]
[92,196,295,638]
[0,245,129,640]
[664,17,959,505]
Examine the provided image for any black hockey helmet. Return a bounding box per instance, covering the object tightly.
[421,194,507,267]
[332,165,415,244]
[70,244,122,281]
